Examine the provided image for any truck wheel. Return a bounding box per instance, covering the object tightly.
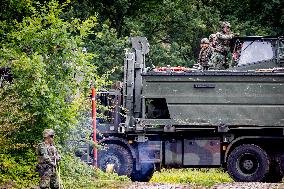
[227,144,269,182]
[98,144,133,176]
[131,163,155,182]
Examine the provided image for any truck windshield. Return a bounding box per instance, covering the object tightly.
[237,40,273,66]
[97,93,116,124]
[279,40,284,59]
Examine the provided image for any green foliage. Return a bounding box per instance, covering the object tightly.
[59,154,130,189]
[0,0,98,149]
[0,1,104,186]
[0,152,130,189]
[151,168,233,187]
[86,24,128,80]
[125,0,221,67]
[0,150,38,188]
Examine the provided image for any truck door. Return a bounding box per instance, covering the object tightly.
[96,90,122,134]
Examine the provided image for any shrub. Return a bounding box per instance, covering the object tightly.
[0,149,38,188]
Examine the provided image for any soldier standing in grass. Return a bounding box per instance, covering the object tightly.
[36,129,61,189]
[197,38,212,70]
[209,21,235,70]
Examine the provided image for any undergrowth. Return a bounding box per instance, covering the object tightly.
[59,154,130,189]
[150,168,234,187]
[0,152,130,189]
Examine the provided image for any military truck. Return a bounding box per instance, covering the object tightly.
[91,36,284,182]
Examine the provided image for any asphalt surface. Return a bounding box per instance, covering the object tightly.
[125,182,284,189]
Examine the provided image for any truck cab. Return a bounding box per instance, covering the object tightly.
[231,36,284,70]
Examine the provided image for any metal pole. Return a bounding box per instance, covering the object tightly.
[91,87,97,167]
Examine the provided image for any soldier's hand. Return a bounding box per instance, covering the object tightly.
[233,33,240,37]
[56,155,61,161]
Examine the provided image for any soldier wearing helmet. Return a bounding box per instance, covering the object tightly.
[36,129,61,189]
[197,38,212,70]
[209,21,235,70]
[209,33,217,49]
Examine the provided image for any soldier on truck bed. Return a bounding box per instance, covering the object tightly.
[209,21,235,70]
[197,38,212,70]
[209,33,217,49]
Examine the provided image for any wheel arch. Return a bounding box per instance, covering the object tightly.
[98,137,137,161]
[224,136,284,163]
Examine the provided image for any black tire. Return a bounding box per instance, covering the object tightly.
[98,144,133,176]
[227,144,270,182]
[131,163,155,182]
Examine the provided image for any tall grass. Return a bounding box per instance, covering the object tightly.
[150,168,234,187]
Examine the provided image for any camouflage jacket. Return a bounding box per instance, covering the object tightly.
[215,32,234,54]
[198,47,212,66]
[36,142,61,165]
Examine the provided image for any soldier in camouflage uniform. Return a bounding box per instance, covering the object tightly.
[36,129,61,189]
[209,33,217,49]
[209,22,235,70]
[197,38,212,70]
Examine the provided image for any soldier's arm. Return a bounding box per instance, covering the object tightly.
[216,32,234,40]
[198,49,204,64]
[38,143,52,164]
[55,147,61,161]
[208,48,213,59]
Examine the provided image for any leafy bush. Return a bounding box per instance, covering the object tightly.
[0,150,38,188]
[0,152,130,189]
[59,154,130,189]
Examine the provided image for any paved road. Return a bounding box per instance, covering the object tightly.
[125,182,284,189]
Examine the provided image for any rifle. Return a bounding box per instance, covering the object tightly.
[55,157,64,189]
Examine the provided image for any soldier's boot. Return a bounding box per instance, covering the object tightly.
[50,174,60,189]
[39,176,50,189]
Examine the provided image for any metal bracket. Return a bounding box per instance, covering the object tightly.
[126,53,135,61]
[118,123,125,133]
[135,135,148,143]
[223,134,234,143]
[218,124,229,133]
[164,125,175,132]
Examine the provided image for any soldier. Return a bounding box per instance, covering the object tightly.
[209,33,217,49]
[209,21,235,70]
[197,38,212,70]
[36,129,61,189]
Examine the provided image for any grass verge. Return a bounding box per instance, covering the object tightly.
[150,168,234,187]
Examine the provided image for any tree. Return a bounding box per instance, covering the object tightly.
[0,0,99,152]
[124,0,221,67]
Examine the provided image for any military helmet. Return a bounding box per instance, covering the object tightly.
[209,34,217,41]
[43,129,55,138]
[201,38,209,44]
[221,21,231,28]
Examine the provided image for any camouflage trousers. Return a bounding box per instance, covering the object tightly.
[38,164,59,189]
[209,51,228,70]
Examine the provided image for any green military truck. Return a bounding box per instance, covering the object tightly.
[95,36,284,182]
